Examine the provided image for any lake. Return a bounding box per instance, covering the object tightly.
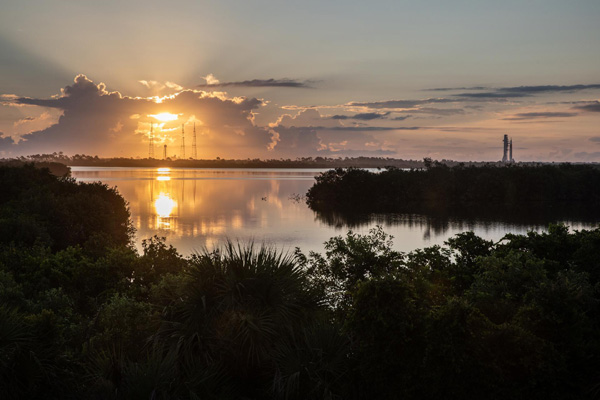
[71,167,598,255]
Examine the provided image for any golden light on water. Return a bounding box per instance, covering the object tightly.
[154,192,177,229]
[150,112,179,122]
[157,167,171,180]
[155,193,176,217]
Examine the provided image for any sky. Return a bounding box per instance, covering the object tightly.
[1,0,599,161]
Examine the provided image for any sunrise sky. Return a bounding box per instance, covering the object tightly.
[1,0,599,161]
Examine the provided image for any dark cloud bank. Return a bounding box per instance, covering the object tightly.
[197,78,313,89]
[575,101,600,113]
[430,84,600,100]
[503,112,579,121]
[331,112,390,120]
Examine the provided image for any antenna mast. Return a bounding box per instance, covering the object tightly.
[181,124,185,159]
[149,122,155,159]
[192,122,197,159]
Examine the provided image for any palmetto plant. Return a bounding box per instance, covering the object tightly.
[153,241,326,397]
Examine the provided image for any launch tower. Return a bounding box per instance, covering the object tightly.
[181,124,185,159]
[149,123,155,159]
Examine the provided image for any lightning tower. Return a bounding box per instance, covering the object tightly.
[148,122,155,159]
[192,122,197,159]
[181,124,185,159]
[509,138,513,163]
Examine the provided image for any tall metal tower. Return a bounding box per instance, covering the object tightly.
[502,134,508,163]
[149,122,155,159]
[509,138,513,163]
[163,144,167,160]
[181,124,185,159]
[192,122,197,159]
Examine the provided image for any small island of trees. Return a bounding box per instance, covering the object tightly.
[307,161,600,219]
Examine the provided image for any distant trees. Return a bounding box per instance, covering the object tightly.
[2,153,428,169]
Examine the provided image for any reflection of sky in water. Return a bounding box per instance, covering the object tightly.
[71,167,599,256]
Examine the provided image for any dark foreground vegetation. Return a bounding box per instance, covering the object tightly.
[0,159,70,177]
[307,162,600,216]
[2,165,600,399]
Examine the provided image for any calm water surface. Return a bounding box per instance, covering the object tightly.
[71,167,598,255]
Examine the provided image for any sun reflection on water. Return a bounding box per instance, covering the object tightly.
[154,192,177,229]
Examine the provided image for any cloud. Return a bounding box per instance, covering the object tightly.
[273,108,340,128]
[574,151,600,160]
[165,81,184,91]
[269,109,405,156]
[347,98,458,109]
[274,109,418,131]
[589,137,600,143]
[315,126,419,132]
[331,112,390,120]
[502,112,579,121]
[138,80,185,94]
[198,78,313,89]
[138,80,165,90]
[405,107,465,116]
[13,112,54,128]
[13,116,35,125]
[0,132,15,151]
[428,86,490,91]
[501,84,600,94]
[268,126,324,155]
[454,92,527,99]
[574,101,600,113]
[450,84,600,100]
[203,74,220,85]
[8,74,275,157]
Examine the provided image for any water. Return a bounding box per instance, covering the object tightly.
[71,167,599,255]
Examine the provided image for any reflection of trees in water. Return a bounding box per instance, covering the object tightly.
[314,204,600,240]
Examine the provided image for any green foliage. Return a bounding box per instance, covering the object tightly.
[299,225,600,399]
[299,226,404,310]
[1,165,600,398]
[0,164,133,251]
[306,163,600,220]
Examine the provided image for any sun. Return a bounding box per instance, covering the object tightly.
[150,112,179,122]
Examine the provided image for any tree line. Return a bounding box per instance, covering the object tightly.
[307,162,600,215]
